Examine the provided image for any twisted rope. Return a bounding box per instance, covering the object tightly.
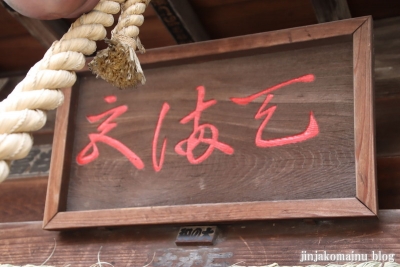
[0,0,150,182]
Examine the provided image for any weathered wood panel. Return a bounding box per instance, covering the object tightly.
[188,0,318,39]
[0,177,47,223]
[42,18,379,229]
[69,39,357,211]
[1,211,400,266]
[353,16,376,213]
[1,17,399,225]
[1,17,400,225]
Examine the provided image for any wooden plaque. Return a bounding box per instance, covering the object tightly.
[44,17,376,230]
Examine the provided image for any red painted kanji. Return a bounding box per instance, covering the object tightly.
[77,76,321,172]
[175,86,234,164]
[76,95,144,169]
[152,102,170,172]
[230,74,319,147]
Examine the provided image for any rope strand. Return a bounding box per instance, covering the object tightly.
[0,0,150,182]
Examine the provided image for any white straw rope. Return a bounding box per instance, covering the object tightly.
[0,0,150,182]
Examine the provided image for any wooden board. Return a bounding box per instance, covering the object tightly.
[3,16,400,225]
[2,210,400,266]
[44,17,376,230]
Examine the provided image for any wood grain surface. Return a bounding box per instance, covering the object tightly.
[2,210,400,266]
[67,38,356,211]
[353,18,377,213]
[5,17,398,226]
[40,18,378,229]
[135,17,367,67]
[43,87,75,227]
[0,177,47,223]
[2,154,394,224]
[45,198,373,230]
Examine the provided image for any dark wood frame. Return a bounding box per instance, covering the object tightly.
[43,16,376,230]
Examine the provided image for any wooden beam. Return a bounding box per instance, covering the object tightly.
[310,0,352,23]
[151,0,209,44]
[0,211,400,266]
[1,1,68,48]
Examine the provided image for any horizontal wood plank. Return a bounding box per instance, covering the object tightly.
[45,198,373,230]
[135,17,368,66]
[1,210,400,266]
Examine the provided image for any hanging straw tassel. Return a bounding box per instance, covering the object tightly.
[0,0,150,183]
[89,0,150,88]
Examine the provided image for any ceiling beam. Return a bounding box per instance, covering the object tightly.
[151,0,210,44]
[310,0,351,23]
[1,1,68,48]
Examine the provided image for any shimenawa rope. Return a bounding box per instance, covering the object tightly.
[0,0,150,182]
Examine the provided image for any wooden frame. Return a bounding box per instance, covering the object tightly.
[44,17,376,230]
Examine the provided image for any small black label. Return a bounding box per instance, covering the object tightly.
[175,226,218,246]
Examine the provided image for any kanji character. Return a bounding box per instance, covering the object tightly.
[175,86,234,164]
[230,74,319,147]
[76,95,144,169]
